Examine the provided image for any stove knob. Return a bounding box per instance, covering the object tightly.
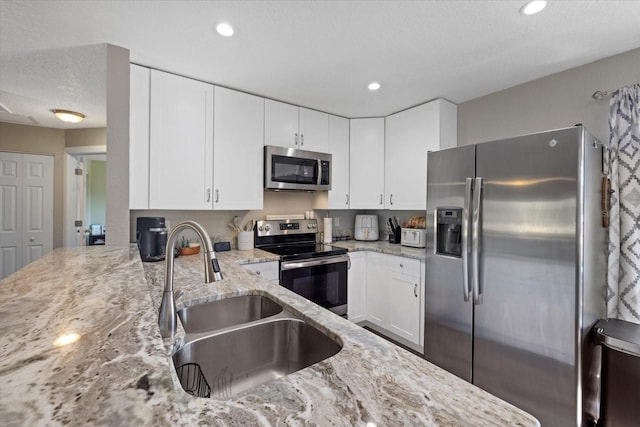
[258,226,263,231]
[264,225,271,232]
[307,224,313,230]
[312,224,317,229]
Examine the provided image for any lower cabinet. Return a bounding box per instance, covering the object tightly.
[347,252,366,323]
[241,261,279,283]
[349,251,425,351]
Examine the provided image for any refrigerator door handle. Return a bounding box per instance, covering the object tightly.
[472,177,483,305]
[462,177,473,302]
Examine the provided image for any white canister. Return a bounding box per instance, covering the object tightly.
[237,231,254,251]
[323,217,332,244]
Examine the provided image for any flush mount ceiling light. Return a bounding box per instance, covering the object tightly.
[51,109,85,123]
[216,22,234,37]
[368,81,381,91]
[520,0,547,15]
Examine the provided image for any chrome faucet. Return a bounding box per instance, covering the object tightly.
[158,220,223,339]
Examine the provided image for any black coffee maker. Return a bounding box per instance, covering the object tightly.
[136,217,168,262]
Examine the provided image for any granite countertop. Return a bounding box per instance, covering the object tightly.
[0,245,538,426]
[331,240,427,260]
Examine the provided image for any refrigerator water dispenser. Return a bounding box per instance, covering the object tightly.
[436,208,462,257]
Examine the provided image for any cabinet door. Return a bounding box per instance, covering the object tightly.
[149,70,213,209]
[129,64,150,209]
[366,252,388,327]
[264,99,299,148]
[241,261,279,282]
[384,99,457,210]
[349,118,385,209]
[327,115,350,209]
[213,87,264,210]
[299,107,328,152]
[388,271,421,344]
[347,251,366,323]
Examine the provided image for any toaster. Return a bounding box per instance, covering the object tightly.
[354,215,379,241]
[401,228,426,248]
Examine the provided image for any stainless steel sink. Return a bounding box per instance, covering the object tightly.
[173,317,342,398]
[177,295,283,334]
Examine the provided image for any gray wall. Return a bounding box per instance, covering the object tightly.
[457,48,640,146]
[105,44,131,246]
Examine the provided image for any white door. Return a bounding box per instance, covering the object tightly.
[298,107,328,152]
[327,115,350,209]
[213,86,264,210]
[0,152,53,279]
[264,99,299,148]
[347,251,366,323]
[0,152,22,278]
[388,272,421,344]
[149,69,214,209]
[349,118,385,209]
[365,252,388,327]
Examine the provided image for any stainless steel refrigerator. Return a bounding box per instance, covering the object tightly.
[424,126,606,426]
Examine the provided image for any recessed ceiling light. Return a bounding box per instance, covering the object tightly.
[51,109,85,123]
[216,22,234,37]
[520,1,547,15]
[368,81,381,91]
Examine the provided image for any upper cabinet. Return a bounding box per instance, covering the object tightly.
[149,69,214,209]
[327,115,350,209]
[129,64,150,209]
[349,118,385,209]
[264,99,329,152]
[384,99,457,210]
[213,86,264,210]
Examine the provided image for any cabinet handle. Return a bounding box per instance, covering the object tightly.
[215,189,219,203]
[206,188,211,203]
[414,283,418,298]
[390,194,393,205]
[400,263,404,268]
[295,133,299,146]
[300,134,304,146]
[256,271,261,275]
[346,194,349,206]
[380,194,383,205]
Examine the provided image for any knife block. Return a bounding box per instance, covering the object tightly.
[389,226,402,244]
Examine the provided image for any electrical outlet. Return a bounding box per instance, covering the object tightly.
[334,217,339,227]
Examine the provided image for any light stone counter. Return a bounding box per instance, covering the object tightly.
[0,245,538,426]
[331,240,427,260]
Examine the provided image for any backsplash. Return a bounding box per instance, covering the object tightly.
[130,192,425,246]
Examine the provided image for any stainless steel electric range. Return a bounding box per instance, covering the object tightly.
[254,219,349,316]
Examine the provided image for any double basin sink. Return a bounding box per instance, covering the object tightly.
[172,294,342,398]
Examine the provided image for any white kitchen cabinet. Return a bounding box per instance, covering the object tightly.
[384,99,457,210]
[327,115,350,209]
[213,86,264,210]
[349,118,385,209]
[149,69,214,209]
[365,251,388,327]
[129,64,150,209]
[386,255,422,343]
[347,251,366,323]
[264,99,328,152]
[241,261,279,283]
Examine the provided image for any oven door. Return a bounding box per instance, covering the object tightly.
[280,255,349,315]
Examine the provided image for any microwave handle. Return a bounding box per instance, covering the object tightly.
[317,159,323,186]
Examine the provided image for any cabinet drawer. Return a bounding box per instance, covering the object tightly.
[241,261,279,282]
[386,255,420,276]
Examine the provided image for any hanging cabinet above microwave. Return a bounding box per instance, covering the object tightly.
[264,99,329,153]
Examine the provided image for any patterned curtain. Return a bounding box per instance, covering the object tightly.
[606,83,640,323]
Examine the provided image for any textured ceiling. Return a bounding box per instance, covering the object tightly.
[1,0,639,129]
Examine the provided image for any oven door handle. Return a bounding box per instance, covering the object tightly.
[280,254,350,271]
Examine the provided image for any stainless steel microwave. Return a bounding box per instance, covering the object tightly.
[264,145,331,191]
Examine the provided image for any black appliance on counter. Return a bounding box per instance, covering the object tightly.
[136,217,168,262]
[254,219,349,316]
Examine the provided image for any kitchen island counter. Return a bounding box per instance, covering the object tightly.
[0,245,538,426]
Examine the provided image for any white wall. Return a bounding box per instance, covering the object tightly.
[457,48,640,146]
